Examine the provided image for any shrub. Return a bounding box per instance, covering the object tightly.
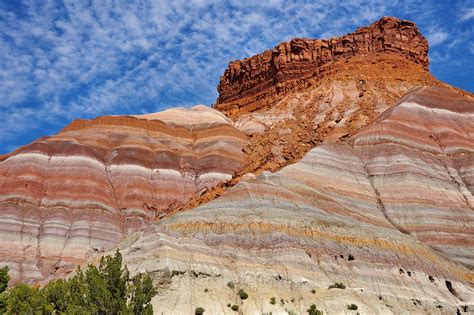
[311,289,316,294]
[270,297,276,305]
[0,250,157,315]
[195,306,205,314]
[128,272,157,315]
[0,266,9,314]
[0,266,9,294]
[0,293,6,315]
[5,283,52,314]
[328,282,346,289]
[227,303,231,307]
[227,281,235,289]
[347,304,358,310]
[238,288,248,300]
[307,304,323,315]
[204,288,208,292]
[42,279,70,312]
[231,304,239,311]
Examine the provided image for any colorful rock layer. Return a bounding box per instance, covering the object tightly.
[215,16,429,117]
[0,106,247,283]
[120,87,473,314]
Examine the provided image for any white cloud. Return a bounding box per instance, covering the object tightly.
[426,29,449,46]
[0,1,395,118]
[430,51,450,64]
[469,42,474,55]
[460,7,474,20]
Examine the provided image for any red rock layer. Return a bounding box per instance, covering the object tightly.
[0,106,247,283]
[353,87,474,267]
[118,87,474,314]
[176,54,451,216]
[215,16,428,117]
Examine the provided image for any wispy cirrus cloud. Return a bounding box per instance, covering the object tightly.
[0,0,473,153]
[461,7,474,20]
[426,29,450,46]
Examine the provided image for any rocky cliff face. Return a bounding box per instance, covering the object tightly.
[0,106,247,283]
[215,16,429,117]
[120,87,474,314]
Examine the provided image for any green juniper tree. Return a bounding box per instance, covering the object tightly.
[42,279,69,313]
[128,273,156,315]
[0,250,157,314]
[5,283,52,314]
[0,266,9,314]
[0,267,8,294]
[97,250,129,313]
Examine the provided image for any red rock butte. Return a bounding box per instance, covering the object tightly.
[215,16,429,117]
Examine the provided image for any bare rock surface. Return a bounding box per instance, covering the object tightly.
[0,106,247,283]
[119,87,474,314]
[215,16,429,117]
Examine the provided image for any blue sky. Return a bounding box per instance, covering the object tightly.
[0,0,473,154]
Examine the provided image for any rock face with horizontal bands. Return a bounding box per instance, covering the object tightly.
[0,105,247,284]
[351,87,474,267]
[215,16,429,117]
[119,87,474,314]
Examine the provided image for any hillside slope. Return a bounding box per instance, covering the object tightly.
[0,106,247,283]
[119,87,474,314]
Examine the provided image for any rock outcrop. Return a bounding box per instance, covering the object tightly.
[153,53,450,222]
[215,16,429,117]
[0,106,247,283]
[120,87,474,314]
